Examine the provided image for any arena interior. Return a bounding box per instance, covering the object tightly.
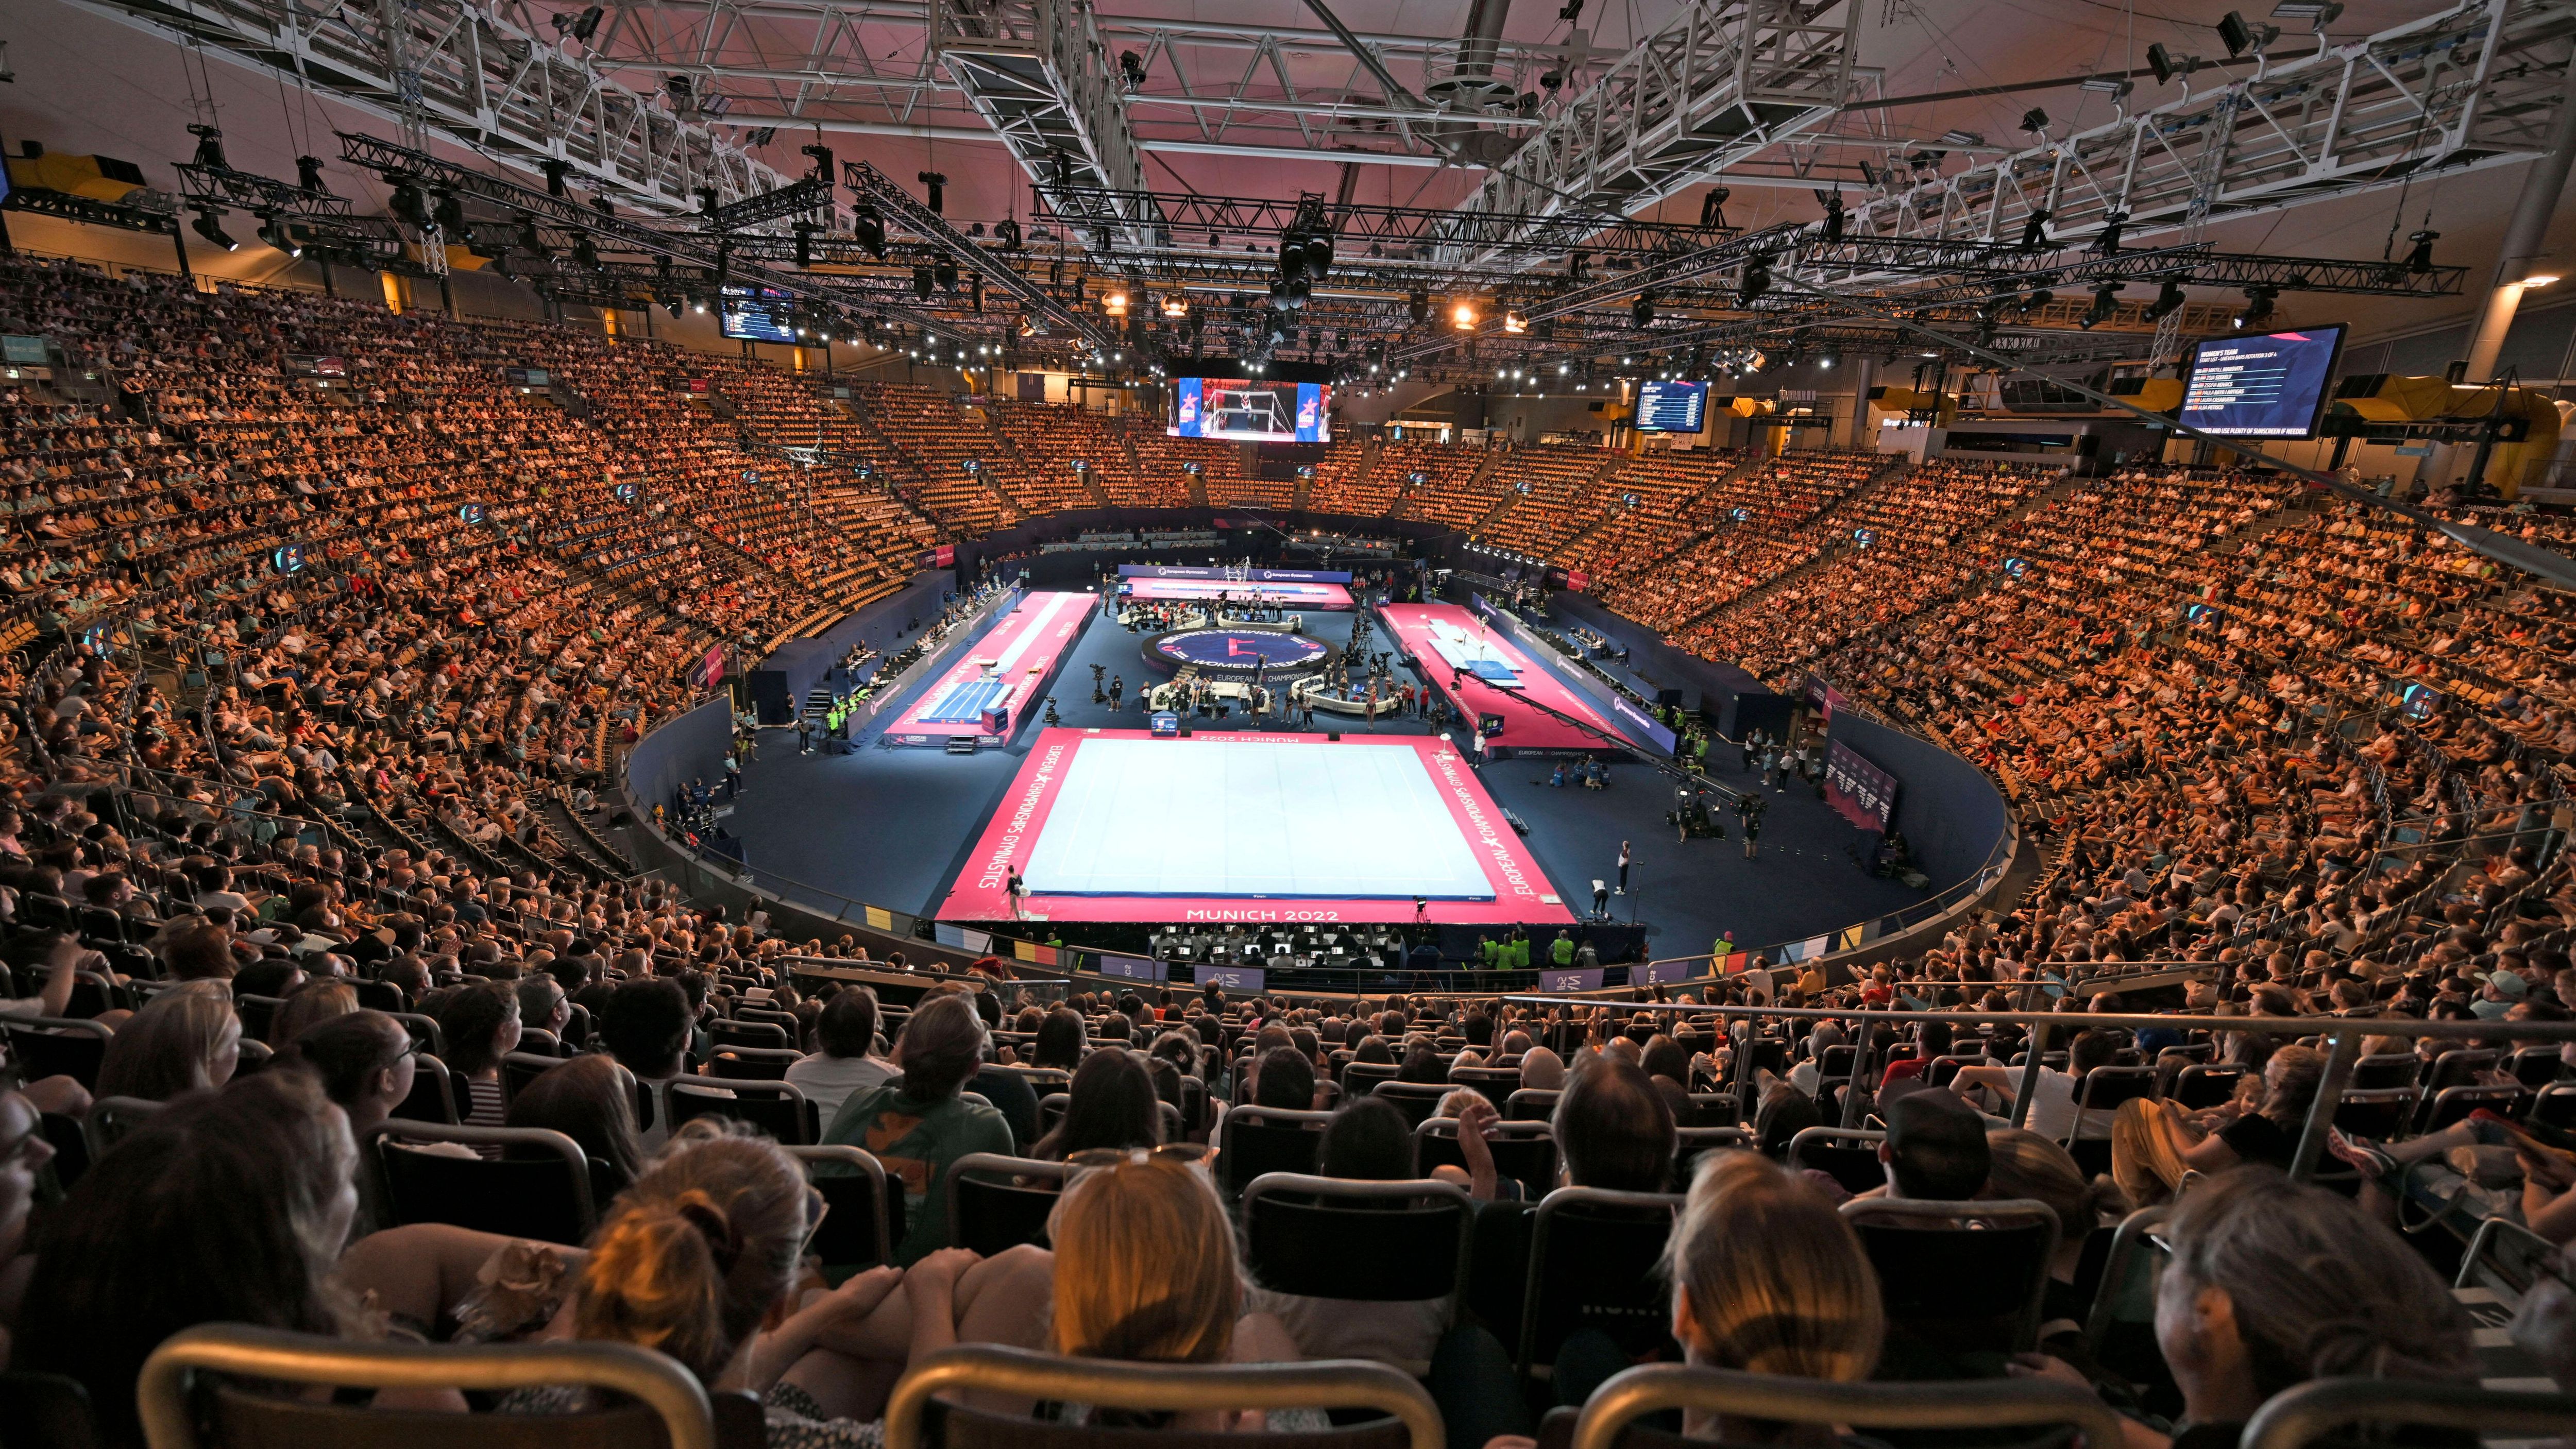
[0,0,2574,1445]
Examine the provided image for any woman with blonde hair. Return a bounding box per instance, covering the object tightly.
[1983,1128,2128,1339]
[95,980,241,1102]
[1665,1151,1884,1389]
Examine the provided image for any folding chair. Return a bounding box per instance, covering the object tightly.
[943,1153,1072,1256]
[137,1324,719,1449]
[1217,1104,1328,1201]
[659,1075,817,1145]
[1517,1187,1684,1379]
[886,1344,1439,1449]
[1842,1196,2060,1359]
[1413,1116,1557,1197]
[1786,1127,1885,1195]
[1564,1362,2121,1449]
[370,1121,598,1246]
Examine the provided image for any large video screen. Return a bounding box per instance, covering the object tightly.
[1635,379,1709,433]
[1169,378,1332,442]
[719,286,798,345]
[2179,325,2347,438]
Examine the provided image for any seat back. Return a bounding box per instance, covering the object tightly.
[3,1017,112,1089]
[1785,1128,1885,1195]
[1217,1105,1328,1200]
[2067,1066,2158,1140]
[1240,1173,1470,1302]
[1412,1118,1557,1197]
[2421,1083,2518,1133]
[386,1012,448,1058]
[389,1052,462,1124]
[1679,1094,1740,1128]
[81,1095,164,1158]
[1518,1187,1684,1374]
[1370,1081,1452,1128]
[2532,1081,2576,1132]
[708,1047,803,1081]
[2331,1086,2419,1138]
[0,1369,98,1449]
[1843,1197,2059,1357]
[785,1145,896,1274]
[371,1122,598,1246]
[501,1051,562,1102]
[1341,1061,1400,1095]
[660,1075,816,1145]
[1505,1088,1562,1121]
[709,1019,791,1051]
[2082,1204,2171,1388]
[1671,1128,1754,1181]
[1448,1066,1519,1113]
[2240,1378,2576,1449]
[944,1153,1073,1256]
[2170,1063,2247,1109]
[2350,1052,2421,1089]
[137,1323,715,1449]
[1564,1362,2122,1449]
[886,1344,1439,1449]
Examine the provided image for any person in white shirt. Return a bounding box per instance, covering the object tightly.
[1948,1028,2122,1141]
[784,985,896,1124]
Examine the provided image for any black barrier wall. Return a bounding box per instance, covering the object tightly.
[1820,710,2009,893]
[626,696,734,823]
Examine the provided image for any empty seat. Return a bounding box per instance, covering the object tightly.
[1518,1187,1684,1377]
[659,1075,817,1145]
[786,1144,898,1275]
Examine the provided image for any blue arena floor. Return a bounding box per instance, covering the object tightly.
[917,676,1012,725]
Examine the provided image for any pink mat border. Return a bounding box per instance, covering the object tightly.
[1122,578,1353,607]
[1377,603,1633,752]
[935,728,1574,925]
[884,591,1098,744]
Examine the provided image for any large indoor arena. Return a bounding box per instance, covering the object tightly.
[0,0,2572,1445]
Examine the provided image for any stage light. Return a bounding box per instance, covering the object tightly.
[517,214,550,259]
[2143,278,2187,321]
[2405,229,2438,274]
[189,206,238,252]
[296,155,327,193]
[1451,300,1478,330]
[934,261,959,293]
[1503,311,1526,334]
[571,4,604,41]
[854,207,887,259]
[2018,209,2052,251]
[2528,272,2563,288]
[792,220,816,268]
[1738,255,1772,304]
[389,177,429,229]
[2080,281,2120,329]
[1631,290,1656,328]
[917,171,947,213]
[1408,291,1431,326]
[254,211,298,258]
[188,123,226,169]
[2232,285,2277,327]
[432,189,467,236]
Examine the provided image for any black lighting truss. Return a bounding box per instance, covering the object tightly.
[1029,184,1737,262]
[172,162,354,220]
[337,131,954,341]
[0,186,177,235]
[700,176,834,234]
[843,159,1124,357]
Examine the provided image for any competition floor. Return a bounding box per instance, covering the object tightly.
[1378,603,1637,754]
[1121,577,1353,606]
[883,590,1095,745]
[936,729,1574,925]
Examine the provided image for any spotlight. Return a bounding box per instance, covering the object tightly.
[1503,310,1527,334]
[917,171,946,213]
[2143,278,2187,321]
[934,261,959,293]
[2405,229,2439,274]
[2093,212,2129,254]
[389,177,430,229]
[432,189,468,236]
[516,213,550,259]
[187,123,226,169]
[572,234,602,270]
[2018,208,2052,252]
[854,206,887,258]
[541,159,570,199]
[995,217,1021,250]
[1631,291,1656,328]
[189,205,238,252]
[2233,285,2277,328]
[2216,10,2276,57]
[912,266,934,298]
[255,211,298,257]
[2080,281,2120,329]
[1451,299,1478,331]
[295,155,328,193]
[1119,49,1146,90]
[1816,189,1845,243]
[1699,187,1730,228]
[1408,291,1431,326]
[2146,42,2193,86]
[1739,254,1772,304]
[571,4,604,41]
[2021,288,2054,314]
[2019,107,2050,135]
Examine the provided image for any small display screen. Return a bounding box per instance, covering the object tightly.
[719,286,798,344]
[2179,326,2347,438]
[1168,379,1331,442]
[1636,380,1708,433]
